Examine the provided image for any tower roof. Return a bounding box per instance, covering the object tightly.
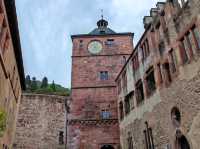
[89,16,116,35]
[71,15,134,39]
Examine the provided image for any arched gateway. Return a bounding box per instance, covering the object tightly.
[176,135,190,149]
[101,144,114,149]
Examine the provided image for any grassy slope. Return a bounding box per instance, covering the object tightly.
[26,81,70,96]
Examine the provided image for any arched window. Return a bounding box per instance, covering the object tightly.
[123,56,126,64]
[171,107,181,127]
[175,134,190,149]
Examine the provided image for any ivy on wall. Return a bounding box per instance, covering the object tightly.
[0,110,6,137]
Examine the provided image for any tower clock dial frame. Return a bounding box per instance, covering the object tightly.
[88,40,103,54]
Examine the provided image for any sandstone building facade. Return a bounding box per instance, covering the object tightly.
[68,18,134,149]
[14,93,68,149]
[0,0,25,148]
[116,0,200,149]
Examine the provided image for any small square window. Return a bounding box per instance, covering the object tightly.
[79,40,83,48]
[100,71,108,80]
[105,39,114,46]
[59,131,64,145]
[101,110,111,119]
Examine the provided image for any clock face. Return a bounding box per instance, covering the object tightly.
[88,41,102,54]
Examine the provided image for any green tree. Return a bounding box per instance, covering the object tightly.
[25,75,31,90]
[50,80,56,92]
[31,77,38,91]
[41,77,48,88]
[0,110,6,137]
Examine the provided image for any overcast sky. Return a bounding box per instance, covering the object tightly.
[15,0,164,88]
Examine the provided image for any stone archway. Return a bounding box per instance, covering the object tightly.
[101,144,114,149]
[176,135,190,149]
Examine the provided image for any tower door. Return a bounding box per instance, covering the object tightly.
[176,136,190,149]
[101,144,114,149]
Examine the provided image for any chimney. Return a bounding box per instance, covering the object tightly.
[143,16,153,29]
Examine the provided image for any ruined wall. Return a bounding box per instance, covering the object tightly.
[13,93,67,149]
[0,0,24,148]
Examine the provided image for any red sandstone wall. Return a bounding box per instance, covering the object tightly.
[72,35,133,56]
[69,34,134,149]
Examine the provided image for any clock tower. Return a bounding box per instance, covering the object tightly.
[68,17,134,149]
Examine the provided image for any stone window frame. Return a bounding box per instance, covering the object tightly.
[168,49,177,74]
[171,107,181,128]
[124,91,134,115]
[117,79,122,95]
[135,79,145,106]
[179,38,189,65]
[59,131,64,145]
[100,71,109,81]
[79,39,83,48]
[132,51,139,72]
[122,56,127,64]
[191,25,200,51]
[141,39,150,62]
[145,66,156,97]
[105,38,115,47]
[162,62,172,86]
[100,109,111,119]
[122,70,127,94]
[178,24,200,65]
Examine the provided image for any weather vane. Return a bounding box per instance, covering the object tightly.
[101,9,104,19]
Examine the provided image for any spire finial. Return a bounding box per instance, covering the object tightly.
[97,9,108,29]
[101,9,104,20]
